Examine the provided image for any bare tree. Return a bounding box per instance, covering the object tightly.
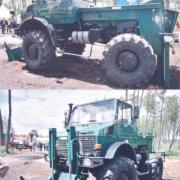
[139,90,144,114]
[168,121,180,152]
[157,90,166,151]
[0,109,3,146]
[5,90,12,153]
[125,90,128,101]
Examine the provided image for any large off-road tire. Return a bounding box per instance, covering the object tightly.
[96,157,138,180]
[151,158,163,180]
[140,157,163,180]
[22,30,55,70]
[103,33,157,88]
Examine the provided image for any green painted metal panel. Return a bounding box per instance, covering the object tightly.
[164,42,170,88]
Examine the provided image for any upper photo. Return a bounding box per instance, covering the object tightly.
[0,0,179,89]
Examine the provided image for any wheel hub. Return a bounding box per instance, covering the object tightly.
[117,51,139,72]
[29,44,39,60]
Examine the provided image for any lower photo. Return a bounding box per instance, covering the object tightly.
[0,90,180,180]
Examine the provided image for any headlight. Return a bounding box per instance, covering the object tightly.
[83,158,92,166]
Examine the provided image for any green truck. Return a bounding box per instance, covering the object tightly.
[49,99,163,180]
[17,0,178,88]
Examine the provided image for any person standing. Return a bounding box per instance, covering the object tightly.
[11,17,17,37]
[32,141,36,152]
[7,20,11,33]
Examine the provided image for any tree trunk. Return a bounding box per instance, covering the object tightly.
[125,90,128,101]
[158,92,165,151]
[0,109,3,146]
[168,121,180,153]
[132,90,136,106]
[11,0,16,11]
[5,90,12,153]
[138,90,144,122]
[145,101,150,130]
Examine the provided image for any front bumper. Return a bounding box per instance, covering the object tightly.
[79,155,104,168]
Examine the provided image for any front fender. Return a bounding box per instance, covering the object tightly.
[105,142,137,163]
[19,17,56,46]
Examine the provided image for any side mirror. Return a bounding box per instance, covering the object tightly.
[64,103,73,127]
[132,106,139,120]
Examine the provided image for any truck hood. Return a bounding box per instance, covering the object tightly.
[57,122,113,138]
[75,122,113,135]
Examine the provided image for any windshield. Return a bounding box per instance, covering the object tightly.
[71,100,115,125]
[73,0,95,7]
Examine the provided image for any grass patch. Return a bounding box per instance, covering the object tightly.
[0,146,6,154]
[168,149,180,159]
[0,146,16,154]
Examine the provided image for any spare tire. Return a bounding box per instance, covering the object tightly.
[103,33,157,88]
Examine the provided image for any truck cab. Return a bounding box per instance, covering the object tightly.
[21,0,94,24]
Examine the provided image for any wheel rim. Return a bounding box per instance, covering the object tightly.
[28,43,39,61]
[117,51,139,72]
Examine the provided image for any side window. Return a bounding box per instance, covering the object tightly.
[118,104,132,124]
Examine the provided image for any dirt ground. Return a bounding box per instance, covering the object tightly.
[0,151,180,180]
[0,34,111,89]
[0,33,180,89]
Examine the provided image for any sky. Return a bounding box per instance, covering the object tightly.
[0,90,180,136]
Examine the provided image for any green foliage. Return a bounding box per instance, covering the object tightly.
[137,90,180,153]
[163,95,179,124]
[168,150,180,159]
[0,146,5,154]
[0,146,16,154]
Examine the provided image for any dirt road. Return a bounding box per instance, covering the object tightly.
[0,152,50,180]
[0,34,180,89]
[0,34,111,89]
[0,151,180,180]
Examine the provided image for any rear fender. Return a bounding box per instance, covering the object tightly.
[19,17,56,46]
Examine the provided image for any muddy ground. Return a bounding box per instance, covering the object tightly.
[0,34,180,89]
[0,151,180,180]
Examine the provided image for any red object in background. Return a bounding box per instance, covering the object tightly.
[14,134,29,141]
[176,21,180,29]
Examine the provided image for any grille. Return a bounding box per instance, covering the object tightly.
[78,135,95,155]
[56,138,68,156]
[56,135,95,156]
